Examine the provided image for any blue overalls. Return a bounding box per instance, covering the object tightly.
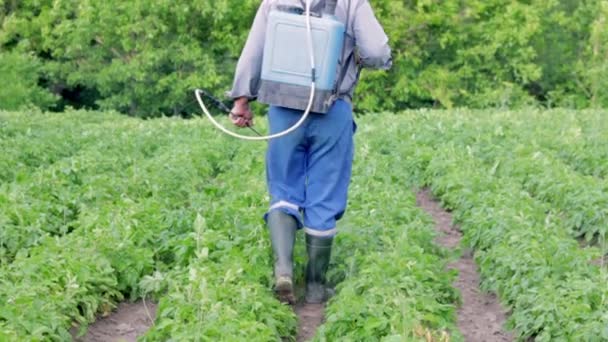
[264,99,355,237]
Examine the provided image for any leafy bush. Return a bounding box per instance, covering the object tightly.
[579,1,608,108]
[358,0,544,111]
[1,0,607,115]
[0,0,259,116]
[0,51,57,110]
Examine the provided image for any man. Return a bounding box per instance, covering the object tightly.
[226,0,391,304]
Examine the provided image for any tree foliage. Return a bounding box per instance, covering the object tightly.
[1,0,259,116]
[357,0,607,112]
[0,51,57,110]
[580,1,608,108]
[0,0,607,115]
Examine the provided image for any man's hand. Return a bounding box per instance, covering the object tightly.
[230,97,254,128]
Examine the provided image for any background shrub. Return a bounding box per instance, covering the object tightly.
[1,0,606,116]
[0,51,57,110]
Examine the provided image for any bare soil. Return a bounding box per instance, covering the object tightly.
[295,302,325,342]
[416,189,513,342]
[72,300,157,342]
[591,254,607,267]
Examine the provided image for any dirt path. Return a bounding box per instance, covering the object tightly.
[73,300,157,342]
[416,189,513,342]
[295,302,325,341]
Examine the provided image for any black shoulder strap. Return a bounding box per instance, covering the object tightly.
[332,0,352,96]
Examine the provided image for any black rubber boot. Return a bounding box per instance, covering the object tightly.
[267,210,297,304]
[305,234,334,304]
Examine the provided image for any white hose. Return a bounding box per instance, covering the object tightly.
[195,0,315,141]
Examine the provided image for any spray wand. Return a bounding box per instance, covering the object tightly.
[196,89,262,136]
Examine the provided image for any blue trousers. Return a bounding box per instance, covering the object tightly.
[264,99,355,237]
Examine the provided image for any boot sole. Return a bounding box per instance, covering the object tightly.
[275,277,296,305]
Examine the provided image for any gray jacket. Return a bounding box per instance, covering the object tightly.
[226,0,392,103]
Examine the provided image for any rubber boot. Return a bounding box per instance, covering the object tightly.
[305,234,334,304]
[267,210,297,304]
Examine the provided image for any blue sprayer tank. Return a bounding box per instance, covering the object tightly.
[257,0,345,114]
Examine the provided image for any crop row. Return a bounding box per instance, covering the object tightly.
[1,111,462,341]
[0,110,128,182]
[488,109,607,179]
[470,110,608,241]
[313,133,460,341]
[0,112,245,339]
[424,147,608,340]
[0,113,153,264]
[378,111,608,340]
[139,172,298,340]
[140,118,461,341]
[571,110,608,178]
[402,109,608,241]
[0,115,199,265]
[4,108,604,341]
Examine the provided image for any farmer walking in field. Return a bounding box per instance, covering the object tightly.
[227,0,391,304]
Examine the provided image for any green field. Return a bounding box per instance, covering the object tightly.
[0,109,606,341]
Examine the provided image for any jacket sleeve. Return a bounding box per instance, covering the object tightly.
[352,0,392,70]
[225,2,271,100]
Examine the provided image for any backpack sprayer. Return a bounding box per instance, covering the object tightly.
[194,0,346,141]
